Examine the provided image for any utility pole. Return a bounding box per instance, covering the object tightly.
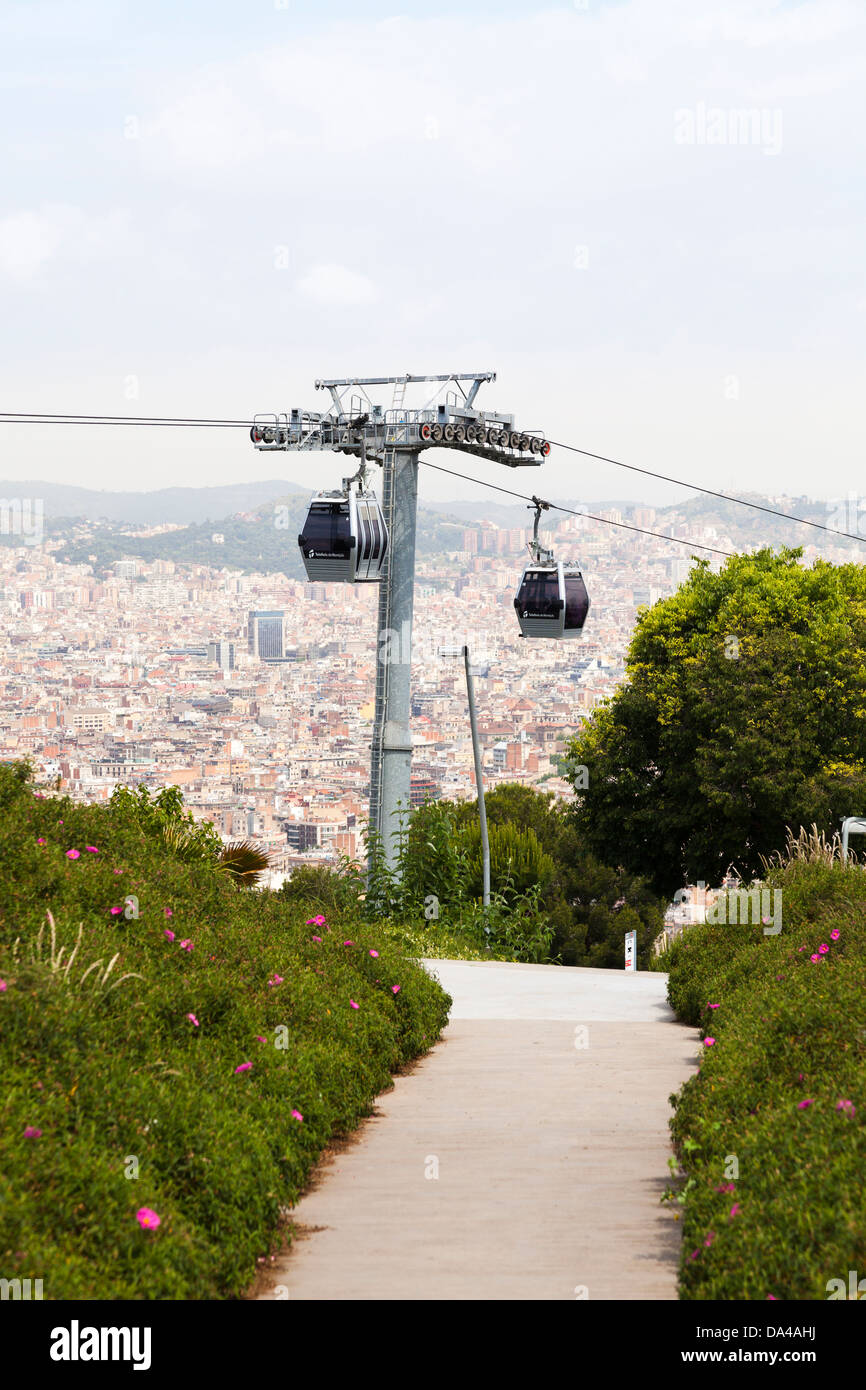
[441,644,490,907]
[250,371,547,886]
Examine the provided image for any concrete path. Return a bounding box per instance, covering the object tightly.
[255,960,699,1301]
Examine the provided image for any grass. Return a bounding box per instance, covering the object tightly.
[0,764,451,1299]
[661,858,866,1300]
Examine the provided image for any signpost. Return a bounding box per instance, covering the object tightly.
[624,930,637,973]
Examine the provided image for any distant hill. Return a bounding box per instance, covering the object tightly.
[15,480,864,577]
[48,491,467,578]
[0,479,304,525]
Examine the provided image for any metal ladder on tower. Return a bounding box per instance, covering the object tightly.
[390,373,410,421]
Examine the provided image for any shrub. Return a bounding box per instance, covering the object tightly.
[665,860,866,1299]
[0,764,450,1299]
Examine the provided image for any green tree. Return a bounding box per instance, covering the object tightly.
[566,549,866,896]
[452,783,560,849]
[109,783,224,865]
[408,785,665,967]
[463,819,555,902]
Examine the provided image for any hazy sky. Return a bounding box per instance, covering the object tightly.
[0,0,863,514]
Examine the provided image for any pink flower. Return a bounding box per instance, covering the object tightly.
[391,984,401,994]
[85,846,99,854]
[810,954,820,963]
[234,1062,253,1074]
[291,1109,303,1122]
[255,1035,266,1043]
[66,849,80,860]
[24,1126,42,1138]
[349,999,359,1010]
[164,928,175,942]
[703,1231,715,1248]
[715,1183,735,1194]
[179,939,193,952]
[688,1249,700,1261]
[767,1295,778,1300]
[707,1002,720,1010]
[113,869,122,875]
[729,1203,741,1219]
[267,974,283,987]
[797,1098,815,1110]
[305,915,327,927]
[704,1037,716,1047]
[818,943,829,954]
[343,940,353,947]
[369,949,379,958]
[164,908,173,919]
[36,837,46,845]
[136,1208,161,1230]
[836,1099,856,1117]
[311,935,322,942]
[110,906,122,916]
[830,928,841,941]
[187,1013,199,1027]
[0,980,6,992]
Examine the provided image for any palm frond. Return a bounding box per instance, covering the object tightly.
[217,840,270,888]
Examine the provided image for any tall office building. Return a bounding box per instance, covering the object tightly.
[207,640,236,671]
[247,610,284,661]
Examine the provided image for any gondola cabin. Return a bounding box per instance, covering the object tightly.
[297,489,388,583]
[514,560,590,639]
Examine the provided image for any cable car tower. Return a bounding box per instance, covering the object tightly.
[251,371,553,879]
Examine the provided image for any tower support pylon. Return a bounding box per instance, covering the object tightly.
[369,448,418,873]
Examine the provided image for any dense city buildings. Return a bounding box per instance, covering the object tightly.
[2,507,856,884]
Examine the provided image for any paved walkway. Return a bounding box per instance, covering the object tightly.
[255,960,699,1300]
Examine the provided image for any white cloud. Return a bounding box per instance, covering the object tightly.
[2,0,866,502]
[0,208,64,280]
[296,263,377,306]
[0,204,132,283]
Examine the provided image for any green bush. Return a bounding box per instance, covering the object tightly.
[0,764,450,1299]
[364,788,665,968]
[276,859,366,916]
[665,861,866,1299]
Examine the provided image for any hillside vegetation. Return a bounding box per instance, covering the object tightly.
[662,854,866,1299]
[0,763,450,1299]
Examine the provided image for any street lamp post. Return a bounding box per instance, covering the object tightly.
[441,644,490,908]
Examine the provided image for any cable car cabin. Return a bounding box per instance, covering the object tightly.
[297,490,388,583]
[514,561,590,639]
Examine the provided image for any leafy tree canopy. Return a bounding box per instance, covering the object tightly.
[566,548,866,895]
